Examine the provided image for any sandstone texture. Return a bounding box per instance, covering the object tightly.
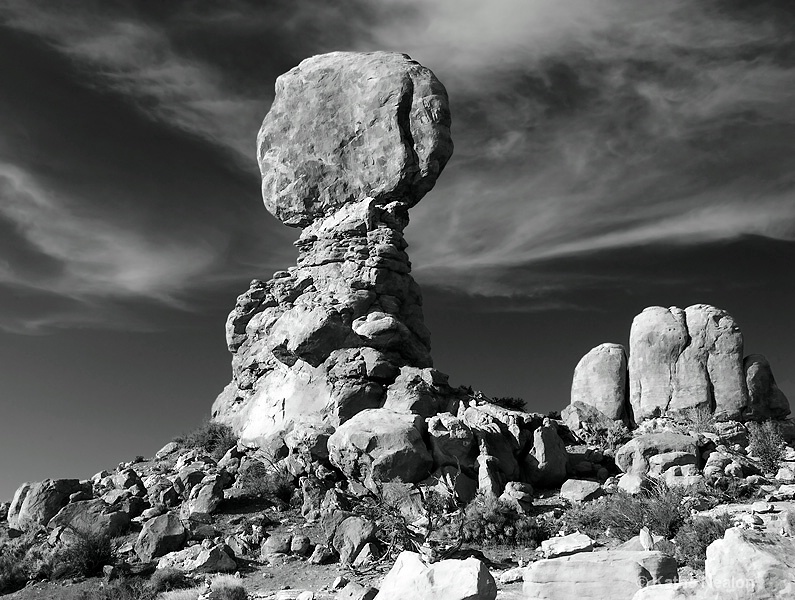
[570,343,627,421]
[523,551,678,600]
[569,304,789,426]
[212,51,455,446]
[374,550,497,600]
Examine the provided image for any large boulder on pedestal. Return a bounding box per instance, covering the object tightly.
[327,409,433,486]
[212,52,454,444]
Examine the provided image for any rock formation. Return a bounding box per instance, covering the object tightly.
[570,343,627,421]
[567,304,790,426]
[212,51,454,444]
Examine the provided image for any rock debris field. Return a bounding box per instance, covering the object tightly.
[2,51,795,600]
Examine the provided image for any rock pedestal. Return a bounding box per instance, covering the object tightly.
[212,51,453,444]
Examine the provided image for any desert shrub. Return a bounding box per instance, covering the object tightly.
[236,458,296,505]
[584,421,631,455]
[747,420,786,474]
[490,396,526,411]
[674,513,732,569]
[147,568,193,593]
[207,575,247,600]
[565,481,689,541]
[174,420,238,460]
[676,406,716,434]
[76,578,157,600]
[452,493,548,548]
[53,528,118,578]
[703,477,761,504]
[0,537,32,593]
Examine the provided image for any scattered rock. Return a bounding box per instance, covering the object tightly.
[374,550,497,600]
[134,512,188,562]
[615,433,698,476]
[540,532,594,558]
[333,516,377,565]
[560,480,603,504]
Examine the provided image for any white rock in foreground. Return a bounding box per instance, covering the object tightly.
[374,550,497,600]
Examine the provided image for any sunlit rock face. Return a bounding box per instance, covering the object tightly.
[212,52,454,445]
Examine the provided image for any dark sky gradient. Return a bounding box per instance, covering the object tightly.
[1,0,794,500]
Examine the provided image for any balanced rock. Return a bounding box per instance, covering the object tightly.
[628,305,747,421]
[212,51,454,444]
[570,343,627,421]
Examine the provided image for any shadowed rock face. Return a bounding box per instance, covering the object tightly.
[212,52,454,444]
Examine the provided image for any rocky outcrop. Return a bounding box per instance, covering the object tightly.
[744,354,790,420]
[569,304,789,426]
[615,433,698,476]
[7,479,85,531]
[212,51,454,445]
[571,343,627,421]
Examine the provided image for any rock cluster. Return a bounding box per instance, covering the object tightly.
[569,304,790,426]
[212,51,454,445]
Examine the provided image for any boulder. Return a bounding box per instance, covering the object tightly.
[706,527,795,598]
[212,51,453,443]
[528,420,569,488]
[9,479,83,531]
[628,305,748,422]
[540,532,594,558]
[499,481,533,514]
[328,409,433,485]
[7,482,32,530]
[560,479,603,504]
[745,354,790,420]
[374,550,497,600]
[562,402,616,437]
[332,516,377,565]
[618,474,650,495]
[570,343,628,421]
[183,473,225,516]
[426,412,475,470]
[616,433,698,476]
[523,551,678,600]
[134,512,188,562]
[48,499,129,539]
[157,542,237,573]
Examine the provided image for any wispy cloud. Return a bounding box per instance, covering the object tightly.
[0,0,264,166]
[0,163,220,304]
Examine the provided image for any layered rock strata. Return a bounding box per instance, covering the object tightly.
[212,51,454,444]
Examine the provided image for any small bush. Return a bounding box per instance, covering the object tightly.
[747,420,786,474]
[147,568,193,593]
[0,539,31,593]
[677,406,716,434]
[174,420,238,460]
[207,575,247,600]
[584,421,631,455]
[77,578,158,600]
[674,513,732,569]
[452,493,548,547]
[490,397,526,411]
[54,528,118,578]
[159,590,200,600]
[565,480,689,541]
[236,458,296,505]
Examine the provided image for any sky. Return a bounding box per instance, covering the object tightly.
[0,0,794,501]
